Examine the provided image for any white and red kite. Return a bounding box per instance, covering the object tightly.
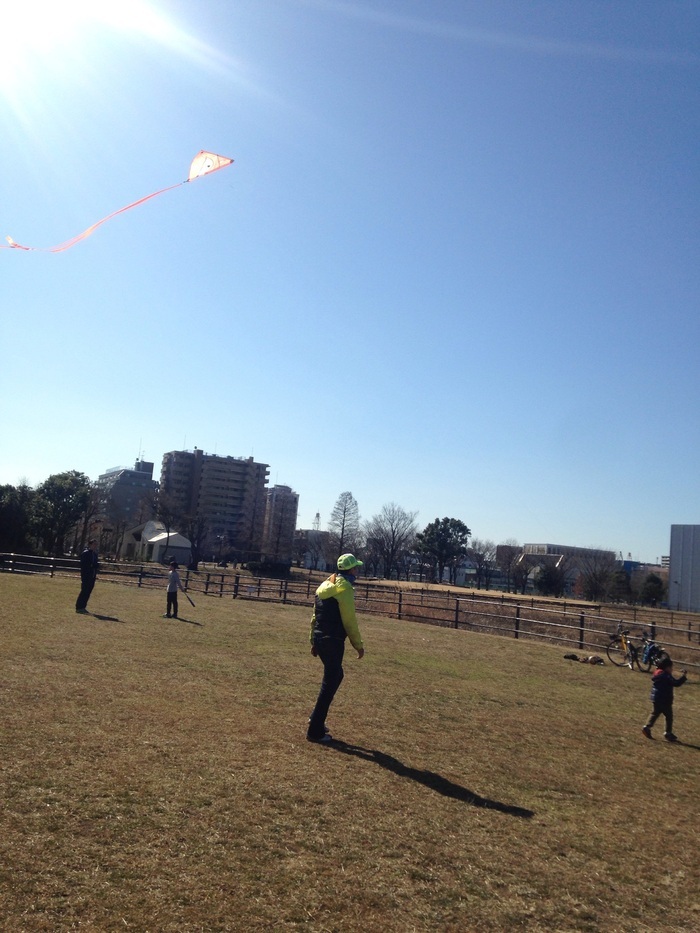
[2,150,233,253]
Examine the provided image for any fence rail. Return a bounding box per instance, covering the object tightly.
[2,552,699,670]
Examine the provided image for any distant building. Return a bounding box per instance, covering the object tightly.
[261,485,299,564]
[523,543,616,562]
[96,459,157,526]
[668,525,700,612]
[120,520,191,565]
[159,448,269,562]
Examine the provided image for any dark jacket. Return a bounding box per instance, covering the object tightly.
[80,547,98,582]
[650,668,686,706]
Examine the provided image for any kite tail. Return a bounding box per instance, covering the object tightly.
[2,151,232,253]
[3,180,185,253]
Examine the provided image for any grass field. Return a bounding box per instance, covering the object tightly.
[0,575,698,932]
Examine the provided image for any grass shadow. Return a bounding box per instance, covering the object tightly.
[90,613,124,623]
[330,741,534,818]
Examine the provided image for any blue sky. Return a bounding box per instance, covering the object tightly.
[1,0,698,563]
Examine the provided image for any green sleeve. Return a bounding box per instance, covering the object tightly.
[335,583,364,650]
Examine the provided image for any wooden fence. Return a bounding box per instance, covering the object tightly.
[2,552,698,670]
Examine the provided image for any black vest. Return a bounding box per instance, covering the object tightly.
[312,596,346,641]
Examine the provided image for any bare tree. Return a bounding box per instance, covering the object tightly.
[468,538,497,589]
[182,512,210,570]
[307,530,327,570]
[496,540,522,593]
[512,552,537,594]
[363,503,418,580]
[576,550,618,602]
[328,492,361,557]
[156,491,182,561]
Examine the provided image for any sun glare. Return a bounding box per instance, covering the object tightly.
[0,0,226,97]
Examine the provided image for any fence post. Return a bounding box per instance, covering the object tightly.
[578,612,585,650]
[514,604,520,639]
[397,590,403,620]
[454,598,459,629]
[219,574,224,597]
[205,573,211,594]
[138,566,144,587]
[50,559,56,578]
[283,579,288,604]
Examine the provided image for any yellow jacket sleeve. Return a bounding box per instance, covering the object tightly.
[334,578,364,650]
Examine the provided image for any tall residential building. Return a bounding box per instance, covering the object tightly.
[668,525,700,612]
[96,459,158,527]
[159,449,269,561]
[261,485,299,564]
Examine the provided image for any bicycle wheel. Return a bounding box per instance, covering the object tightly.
[628,645,642,671]
[606,639,626,666]
[637,650,652,673]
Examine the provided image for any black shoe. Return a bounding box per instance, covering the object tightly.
[664,733,678,742]
[308,718,330,735]
[307,733,333,744]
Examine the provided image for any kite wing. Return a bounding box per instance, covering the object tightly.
[188,150,233,181]
[2,150,233,253]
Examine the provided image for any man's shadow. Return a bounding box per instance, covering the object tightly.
[330,741,534,819]
[90,613,124,623]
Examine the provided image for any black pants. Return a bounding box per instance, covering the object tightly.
[645,701,673,734]
[76,577,95,611]
[166,592,178,618]
[308,637,345,740]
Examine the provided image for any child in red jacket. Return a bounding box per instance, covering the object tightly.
[642,657,687,742]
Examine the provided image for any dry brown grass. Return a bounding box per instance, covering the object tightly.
[0,574,698,932]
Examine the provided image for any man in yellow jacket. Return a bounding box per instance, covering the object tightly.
[307,554,365,743]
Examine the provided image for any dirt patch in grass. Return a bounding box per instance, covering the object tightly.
[0,575,698,931]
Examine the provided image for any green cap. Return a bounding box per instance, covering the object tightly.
[337,553,363,571]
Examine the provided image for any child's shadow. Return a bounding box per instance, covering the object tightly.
[330,741,534,818]
[91,613,123,623]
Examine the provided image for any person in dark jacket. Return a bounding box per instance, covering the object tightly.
[307,554,365,744]
[75,539,99,613]
[642,657,687,742]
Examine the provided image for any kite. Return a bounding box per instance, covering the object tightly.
[1,150,233,253]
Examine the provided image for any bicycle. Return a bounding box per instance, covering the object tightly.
[637,631,669,673]
[607,624,641,670]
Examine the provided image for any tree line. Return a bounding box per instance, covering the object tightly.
[1,476,665,605]
[300,491,667,605]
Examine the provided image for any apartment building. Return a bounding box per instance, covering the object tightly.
[96,459,158,527]
[160,448,270,562]
[261,485,299,564]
